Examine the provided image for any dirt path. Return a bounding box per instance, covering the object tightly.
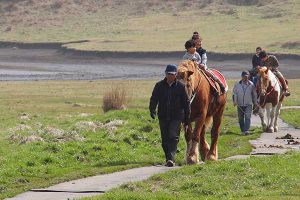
[6,110,300,200]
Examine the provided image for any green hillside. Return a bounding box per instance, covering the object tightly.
[0,0,299,53]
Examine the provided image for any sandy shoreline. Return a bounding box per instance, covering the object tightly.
[0,43,299,81]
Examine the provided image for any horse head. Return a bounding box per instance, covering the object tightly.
[258,66,271,96]
[177,60,198,97]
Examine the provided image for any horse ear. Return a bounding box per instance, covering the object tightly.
[187,70,194,77]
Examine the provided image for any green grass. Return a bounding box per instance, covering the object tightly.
[278,79,300,128]
[0,0,299,53]
[280,110,300,129]
[82,152,300,200]
[0,79,261,199]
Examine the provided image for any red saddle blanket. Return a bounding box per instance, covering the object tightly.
[204,68,228,93]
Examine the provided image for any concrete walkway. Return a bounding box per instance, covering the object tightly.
[250,113,300,155]
[5,166,179,200]
[5,110,300,200]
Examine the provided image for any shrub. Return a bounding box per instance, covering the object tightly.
[102,85,127,112]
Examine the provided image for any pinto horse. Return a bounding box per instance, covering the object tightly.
[257,67,284,132]
[177,60,227,164]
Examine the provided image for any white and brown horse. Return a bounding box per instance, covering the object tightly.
[257,67,284,132]
[177,60,227,164]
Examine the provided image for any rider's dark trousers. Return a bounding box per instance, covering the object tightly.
[159,119,181,162]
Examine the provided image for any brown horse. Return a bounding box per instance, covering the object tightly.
[177,60,227,164]
[257,67,284,132]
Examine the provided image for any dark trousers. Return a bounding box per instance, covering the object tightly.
[159,119,181,162]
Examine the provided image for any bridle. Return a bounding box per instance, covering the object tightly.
[177,63,203,105]
[258,74,278,107]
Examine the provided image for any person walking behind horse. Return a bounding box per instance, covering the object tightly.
[259,50,290,96]
[149,64,190,167]
[233,71,258,135]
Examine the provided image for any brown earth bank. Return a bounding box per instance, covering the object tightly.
[0,41,299,81]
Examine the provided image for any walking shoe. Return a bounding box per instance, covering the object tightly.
[165,160,175,167]
[244,131,250,136]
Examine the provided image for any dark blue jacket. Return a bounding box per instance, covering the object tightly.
[149,79,190,124]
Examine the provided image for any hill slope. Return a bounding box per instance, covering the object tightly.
[0,0,299,53]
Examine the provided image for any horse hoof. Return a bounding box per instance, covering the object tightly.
[187,155,199,165]
[274,127,278,132]
[206,154,217,161]
[262,124,268,132]
[267,127,274,133]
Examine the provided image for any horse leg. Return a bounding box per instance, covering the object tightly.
[187,116,206,165]
[274,103,282,132]
[206,107,224,161]
[258,107,267,132]
[184,123,193,164]
[199,123,209,161]
[268,105,277,133]
[266,103,271,129]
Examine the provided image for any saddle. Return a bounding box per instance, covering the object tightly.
[200,68,228,95]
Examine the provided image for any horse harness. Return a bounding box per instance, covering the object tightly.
[259,78,279,107]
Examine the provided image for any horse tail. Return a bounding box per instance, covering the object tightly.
[205,115,213,128]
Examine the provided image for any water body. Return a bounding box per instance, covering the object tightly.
[0,48,299,81]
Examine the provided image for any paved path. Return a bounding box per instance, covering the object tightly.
[6,109,300,200]
[5,166,179,200]
[250,113,300,155]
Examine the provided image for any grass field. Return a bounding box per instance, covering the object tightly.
[80,80,300,200]
[0,79,299,199]
[0,79,262,199]
[278,79,300,128]
[0,0,299,53]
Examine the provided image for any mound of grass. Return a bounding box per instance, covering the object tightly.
[83,152,300,200]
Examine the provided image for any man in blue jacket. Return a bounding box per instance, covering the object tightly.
[149,64,190,167]
[232,71,258,135]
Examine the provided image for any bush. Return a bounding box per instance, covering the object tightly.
[102,86,127,112]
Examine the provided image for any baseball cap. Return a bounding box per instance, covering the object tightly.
[241,71,250,77]
[165,64,178,75]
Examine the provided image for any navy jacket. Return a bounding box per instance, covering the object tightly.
[252,54,262,68]
[149,79,190,124]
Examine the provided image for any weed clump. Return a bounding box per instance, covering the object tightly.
[102,86,127,112]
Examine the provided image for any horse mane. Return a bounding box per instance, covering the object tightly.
[178,60,199,91]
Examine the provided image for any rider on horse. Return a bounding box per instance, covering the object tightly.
[249,47,262,86]
[183,39,226,94]
[258,50,290,97]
